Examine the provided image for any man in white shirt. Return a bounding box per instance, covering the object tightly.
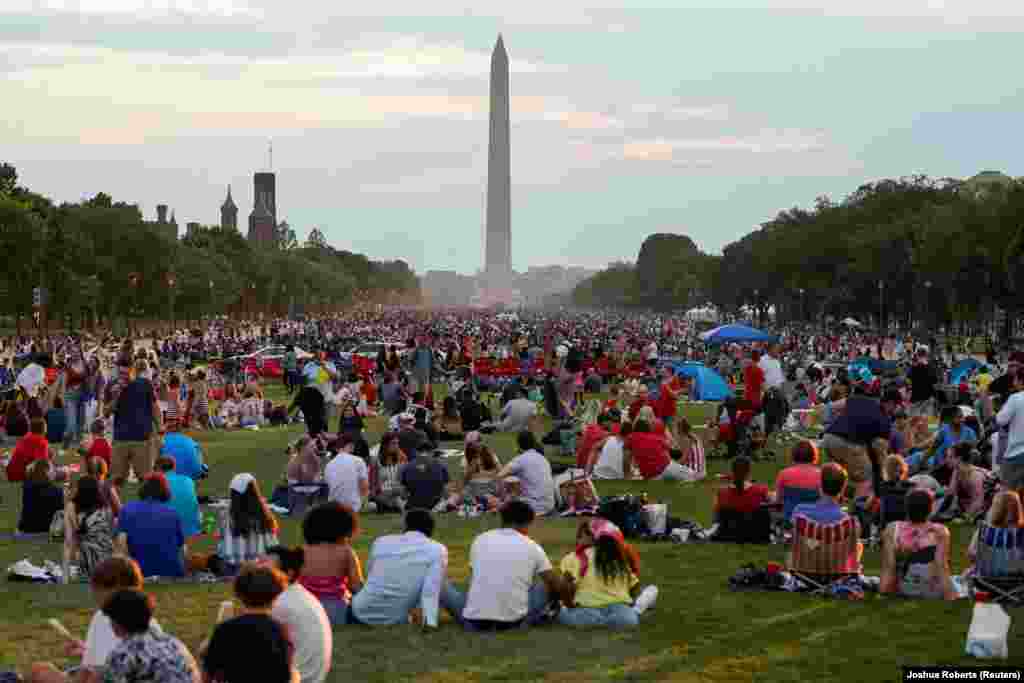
[324,433,369,512]
[758,345,786,390]
[440,500,564,631]
[996,370,1024,489]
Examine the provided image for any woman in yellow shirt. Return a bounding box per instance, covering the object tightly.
[558,518,659,628]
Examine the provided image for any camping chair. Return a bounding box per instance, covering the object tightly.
[969,523,1024,605]
[788,514,862,594]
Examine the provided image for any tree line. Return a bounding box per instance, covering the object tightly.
[573,174,1024,334]
[0,162,420,330]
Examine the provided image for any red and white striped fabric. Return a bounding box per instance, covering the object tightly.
[685,438,706,480]
[790,514,861,576]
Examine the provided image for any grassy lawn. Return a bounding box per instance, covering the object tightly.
[0,384,1019,681]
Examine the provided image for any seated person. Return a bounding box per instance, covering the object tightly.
[397,413,433,458]
[773,440,822,520]
[159,419,204,480]
[214,395,240,429]
[237,386,265,428]
[203,564,300,683]
[115,473,186,578]
[28,557,162,683]
[558,518,658,629]
[299,502,364,626]
[712,456,773,542]
[448,443,501,510]
[350,509,448,627]
[908,405,977,475]
[945,443,994,520]
[371,433,408,513]
[217,474,280,571]
[967,490,1024,571]
[493,388,538,433]
[267,547,332,683]
[156,456,200,539]
[441,500,564,631]
[587,422,631,481]
[6,417,52,482]
[97,590,199,682]
[624,420,693,482]
[18,458,64,534]
[496,431,555,515]
[65,476,115,578]
[788,463,863,573]
[880,488,956,600]
[435,396,463,441]
[286,436,323,485]
[400,444,450,511]
[576,412,613,469]
[78,419,113,469]
[337,401,364,439]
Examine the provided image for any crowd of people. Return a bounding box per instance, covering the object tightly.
[2,309,1022,681]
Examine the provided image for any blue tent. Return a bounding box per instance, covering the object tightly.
[699,324,776,344]
[949,358,982,385]
[672,362,733,401]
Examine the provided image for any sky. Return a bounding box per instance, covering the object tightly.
[2,1,1023,275]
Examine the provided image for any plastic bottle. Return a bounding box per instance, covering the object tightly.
[965,592,1010,659]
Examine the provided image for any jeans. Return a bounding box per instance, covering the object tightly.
[317,597,351,627]
[64,388,85,446]
[557,604,639,629]
[440,582,551,630]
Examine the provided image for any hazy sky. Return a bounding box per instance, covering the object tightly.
[3,1,1022,274]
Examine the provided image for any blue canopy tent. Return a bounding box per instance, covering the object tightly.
[699,324,777,344]
[672,362,733,401]
[949,358,982,385]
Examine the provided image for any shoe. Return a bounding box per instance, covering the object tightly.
[634,585,658,615]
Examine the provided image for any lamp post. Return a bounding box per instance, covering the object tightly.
[128,272,141,337]
[878,280,885,332]
[798,288,805,326]
[165,272,177,335]
[924,280,932,331]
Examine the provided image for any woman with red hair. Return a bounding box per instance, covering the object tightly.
[557,519,658,628]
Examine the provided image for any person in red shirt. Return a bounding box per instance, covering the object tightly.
[6,417,51,482]
[80,419,112,468]
[743,351,765,410]
[655,366,680,428]
[714,455,772,518]
[624,420,693,481]
[575,413,612,468]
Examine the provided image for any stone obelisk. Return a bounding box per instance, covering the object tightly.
[484,34,511,289]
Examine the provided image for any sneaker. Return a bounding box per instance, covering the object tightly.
[634,585,658,615]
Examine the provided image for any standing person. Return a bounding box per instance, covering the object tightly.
[996,369,1024,491]
[743,351,766,410]
[441,500,564,631]
[109,359,160,488]
[283,345,298,395]
[411,336,434,397]
[289,375,327,438]
[758,345,786,392]
[654,366,680,430]
[822,388,899,499]
[908,351,938,418]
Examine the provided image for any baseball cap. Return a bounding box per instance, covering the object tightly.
[229,473,255,494]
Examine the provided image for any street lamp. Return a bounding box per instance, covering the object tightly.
[798,288,805,325]
[878,280,884,332]
[924,280,933,330]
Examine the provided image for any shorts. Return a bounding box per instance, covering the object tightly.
[1001,459,1024,490]
[112,440,156,481]
[822,433,872,484]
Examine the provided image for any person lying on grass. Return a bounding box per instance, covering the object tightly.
[29,557,163,683]
[557,518,658,629]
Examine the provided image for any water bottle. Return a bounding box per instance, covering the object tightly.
[965,592,1010,659]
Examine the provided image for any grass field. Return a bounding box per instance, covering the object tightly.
[0,384,1019,681]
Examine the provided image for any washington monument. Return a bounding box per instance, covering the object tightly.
[484,34,511,281]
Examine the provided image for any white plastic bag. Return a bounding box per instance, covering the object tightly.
[966,601,1010,659]
[642,503,668,535]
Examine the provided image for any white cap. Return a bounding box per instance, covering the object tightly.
[229,473,255,494]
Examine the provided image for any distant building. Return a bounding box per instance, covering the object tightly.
[146,204,177,241]
[186,222,201,238]
[423,270,476,307]
[248,172,277,245]
[220,185,238,231]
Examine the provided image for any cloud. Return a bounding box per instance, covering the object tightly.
[2,0,263,18]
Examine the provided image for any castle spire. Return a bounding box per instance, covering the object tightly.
[221,184,237,210]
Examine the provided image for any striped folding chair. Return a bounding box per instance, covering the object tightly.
[970,523,1024,605]
[788,513,862,593]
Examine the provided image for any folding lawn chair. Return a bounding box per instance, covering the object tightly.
[788,514,862,594]
[969,523,1024,605]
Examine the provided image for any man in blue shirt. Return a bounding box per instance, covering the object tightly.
[160,419,204,480]
[822,388,899,498]
[350,509,448,627]
[792,463,852,525]
[110,359,160,488]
